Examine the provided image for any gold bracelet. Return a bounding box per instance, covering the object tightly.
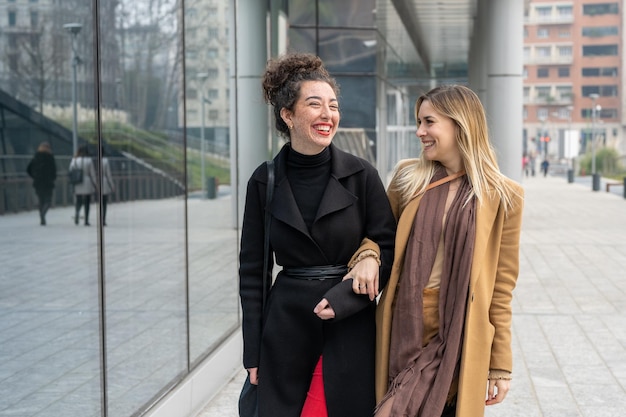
[487,370,512,380]
[348,249,381,269]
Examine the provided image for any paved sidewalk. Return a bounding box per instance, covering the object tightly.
[196,175,626,417]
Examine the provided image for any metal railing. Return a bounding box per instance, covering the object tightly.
[0,156,184,215]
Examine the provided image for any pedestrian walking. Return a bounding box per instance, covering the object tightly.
[26,141,57,225]
[69,145,97,226]
[239,52,396,417]
[375,85,524,417]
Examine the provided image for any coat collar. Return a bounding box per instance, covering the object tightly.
[270,143,364,237]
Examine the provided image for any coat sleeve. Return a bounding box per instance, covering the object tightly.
[88,159,97,188]
[104,160,114,192]
[50,156,57,182]
[239,165,271,369]
[489,184,524,372]
[27,159,34,178]
[323,164,396,321]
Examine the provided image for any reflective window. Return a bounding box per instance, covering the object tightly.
[557,5,572,16]
[537,27,549,38]
[0,0,239,415]
[288,0,316,25]
[287,28,318,53]
[100,0,188,414]
[583,3,619,15]
[184,0,238,366]
[318,0,375,27]
[536,46,551,57]
[0,2,103,416]
[582,44,618,56]
[582,26,619,37]
[318,29,376,73]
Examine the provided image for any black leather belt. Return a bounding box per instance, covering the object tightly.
[282,265,348,281]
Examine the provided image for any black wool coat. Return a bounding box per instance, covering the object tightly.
[27,152,57,192]
[239,143,396,417]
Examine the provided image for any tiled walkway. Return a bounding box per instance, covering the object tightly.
[196,175,626,417]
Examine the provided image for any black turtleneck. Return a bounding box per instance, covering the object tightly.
[287,146,332,230]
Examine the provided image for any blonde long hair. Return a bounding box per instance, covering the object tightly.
[390,85,517,212]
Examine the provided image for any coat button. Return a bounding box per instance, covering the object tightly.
[471,292,474,302]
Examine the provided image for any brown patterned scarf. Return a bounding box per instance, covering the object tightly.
[382,167,476,416]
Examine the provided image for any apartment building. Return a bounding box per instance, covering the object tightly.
[524,0,624,162]
[183,0,230,148]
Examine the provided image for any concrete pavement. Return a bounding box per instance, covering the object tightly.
[196,174,626,417]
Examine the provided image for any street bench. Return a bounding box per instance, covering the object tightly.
[605,178,626,199]
[606,182,623,192]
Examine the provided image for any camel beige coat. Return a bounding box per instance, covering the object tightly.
[376,161,524,416]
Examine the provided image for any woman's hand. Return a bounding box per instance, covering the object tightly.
[485,379,510,405]
[344,256,379,301]
[247,367,259,385]
[313,298,336,320]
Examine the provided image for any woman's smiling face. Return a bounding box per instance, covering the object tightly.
[416,99,463,174]
[281,80,340,155]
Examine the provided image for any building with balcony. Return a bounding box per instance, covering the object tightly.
[524,0,624,162]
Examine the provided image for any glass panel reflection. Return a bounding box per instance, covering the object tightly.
[184,0,239,366]
[0,1,103,416]
[287,0,316,26]
[100,0,188,415]
[318,0,375,27]
[318,29,377,73]
[286,28,317,55]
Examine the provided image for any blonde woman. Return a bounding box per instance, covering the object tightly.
[375,85,524,417]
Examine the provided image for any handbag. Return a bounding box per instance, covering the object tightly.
[69,158,84,185]
[238,160,274,417]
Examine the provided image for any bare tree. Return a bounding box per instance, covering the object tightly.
[117,0,181,130]
[4,16,66,114]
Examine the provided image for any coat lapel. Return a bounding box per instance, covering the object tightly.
[268,143,365,238]
[315,144,364,221]
[393,196,421,268]
[271,176,310,237]
[315,176,358,221]
[469,192,499,287]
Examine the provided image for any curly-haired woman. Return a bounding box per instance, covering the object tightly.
[239,53,396,417]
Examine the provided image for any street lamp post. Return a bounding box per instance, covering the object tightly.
[539,116,547,159]
[566,105,574,183]
[197,73,208,196]
[63,23,82,156]
[589,93,600,191]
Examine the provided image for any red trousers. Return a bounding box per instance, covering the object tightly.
[300,356,328,417]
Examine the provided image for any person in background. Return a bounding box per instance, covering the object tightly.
[27,141,57,226]
[69,145,97,226]
[541,159,550,177]
[239,53,396,417]
[101,148,115,226]
[375,85,524,417]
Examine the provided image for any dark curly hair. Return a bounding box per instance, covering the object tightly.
[262,53,340,138]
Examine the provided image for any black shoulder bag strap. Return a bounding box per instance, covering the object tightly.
[262,160,275,312]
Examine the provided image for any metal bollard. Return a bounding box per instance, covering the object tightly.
[592,173,601,192]
[567,169,574,183]
[206,176,217,199]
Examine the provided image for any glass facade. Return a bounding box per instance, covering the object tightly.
[1,0,237,416]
